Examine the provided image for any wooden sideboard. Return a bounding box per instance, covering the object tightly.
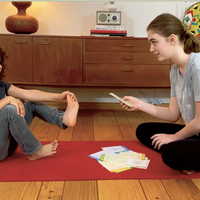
[0,34,171,88]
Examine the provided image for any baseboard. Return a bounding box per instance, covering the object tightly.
[44,102,169,110]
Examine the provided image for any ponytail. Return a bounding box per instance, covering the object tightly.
[182,31,200,54]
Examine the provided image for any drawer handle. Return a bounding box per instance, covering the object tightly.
[15,40,27,44]
[38,41,51,45]
[121,69,133,72]
[122,56,134,60]
[122,44,134,47]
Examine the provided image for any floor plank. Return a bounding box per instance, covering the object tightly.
[93,110,123,141]
[29,117,40,131]
[0,182,42,200]
[62,181,98,200]
[192,179,200,190]
[140,179,170,200]
[57,127,74,141]
[161,179,200,200]
[32,120,60,141]
[98,180,146,200]
[140,111,167,123]
[114,111,137,141]
[72,110,94,141]
[124,111,146,140]
[38,181,65,200]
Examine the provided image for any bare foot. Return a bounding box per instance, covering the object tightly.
[27,140,58,161]
[182,170,196,175]
[62,95,79,127]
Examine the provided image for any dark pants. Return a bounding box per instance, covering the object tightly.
[136,122,200,170]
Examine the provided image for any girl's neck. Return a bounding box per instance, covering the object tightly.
[171,49,190,75]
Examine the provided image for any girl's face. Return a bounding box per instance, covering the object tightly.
[147,30,173,61]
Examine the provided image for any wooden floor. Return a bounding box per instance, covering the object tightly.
[1,109,200,200]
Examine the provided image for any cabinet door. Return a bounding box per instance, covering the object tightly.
[33,37,82,84]
[0,35,33,82]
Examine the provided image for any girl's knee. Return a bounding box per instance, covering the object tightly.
[161,143,178,170]
[136,123,149,140]
[1,105,19,120]
[2,105,17,113]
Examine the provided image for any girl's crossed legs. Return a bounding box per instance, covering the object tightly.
[136,122,200,173]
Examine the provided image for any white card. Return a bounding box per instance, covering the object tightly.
[102,145,128,153]
[127,159,150,169]
[109,93,134,108]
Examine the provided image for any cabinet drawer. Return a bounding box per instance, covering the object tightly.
[84,64,170,87]
[85,52,170,65]
[85,38,150,52]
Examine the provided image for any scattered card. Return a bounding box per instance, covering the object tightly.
[127,159,150,169]
[109,93,134,108]
[88,145,150,173]
[101,145,128,153]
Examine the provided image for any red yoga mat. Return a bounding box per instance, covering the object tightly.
[0,141,199,182]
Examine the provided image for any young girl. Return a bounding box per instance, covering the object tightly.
[121,13,200,174]
[0,47,79,161]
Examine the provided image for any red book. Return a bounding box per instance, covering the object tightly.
[90,30,127,34]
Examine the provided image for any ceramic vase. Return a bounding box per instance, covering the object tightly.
[5,2,39,34]
[107,1,117,11]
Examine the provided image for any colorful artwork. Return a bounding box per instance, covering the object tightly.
[183,2,200,36]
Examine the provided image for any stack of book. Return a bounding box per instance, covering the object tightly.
[90,25,127,37]
[90,29,127,37]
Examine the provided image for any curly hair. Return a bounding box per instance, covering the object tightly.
[0,47,7,80]
[147,13,200,54]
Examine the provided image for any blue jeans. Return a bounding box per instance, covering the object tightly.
[0,101,67,161]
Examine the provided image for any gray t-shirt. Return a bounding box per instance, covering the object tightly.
[170,52,200,124]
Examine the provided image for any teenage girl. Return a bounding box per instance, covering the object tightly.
[121,13,200,175]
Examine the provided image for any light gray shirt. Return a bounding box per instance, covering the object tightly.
[170,52,200,124]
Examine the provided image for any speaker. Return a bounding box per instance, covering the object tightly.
[96,11,121,25]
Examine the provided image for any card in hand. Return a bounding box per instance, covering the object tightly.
[109,93,134,108]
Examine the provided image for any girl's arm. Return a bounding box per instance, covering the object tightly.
[7,85,77,102]
[173,101,200,139]
[122,96,181,122]
[151,101,200,150]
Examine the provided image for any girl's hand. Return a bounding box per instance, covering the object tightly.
[120,96,141,111]
[58,91,77,103]
[151,134,177,150]
[9,97,25,117]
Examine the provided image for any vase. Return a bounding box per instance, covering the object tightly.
[5,2,39,34]
[107,2,117,11]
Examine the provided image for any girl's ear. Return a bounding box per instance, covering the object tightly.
[169,34,177,46]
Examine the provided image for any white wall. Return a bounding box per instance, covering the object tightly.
[0,2,192,37]
[0,2,195,104]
